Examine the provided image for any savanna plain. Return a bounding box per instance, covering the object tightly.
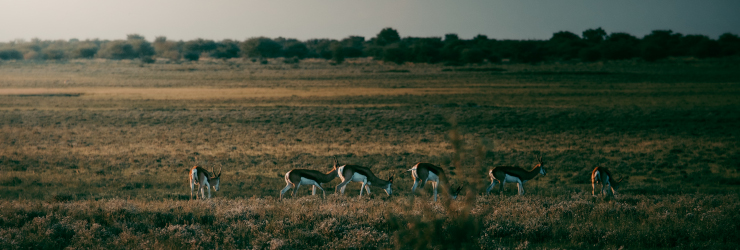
[1,58,739,249]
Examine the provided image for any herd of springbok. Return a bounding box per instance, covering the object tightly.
[188,155,624,201]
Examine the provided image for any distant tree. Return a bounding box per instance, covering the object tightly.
[153,36,181,61]
[409,37,443,63]
[97,40,137,59]
[283,41,309,59]
[240,37,282,58]
[578,47,601,62]
[0,49,23,60]
[472,34,488,44]
[514,41,547,63]
[71,43,99,59]
[330,41,344,64]
[183,51,200,61]
[126,34,155,62]
[382,42,407,64]
[674,35,720,58]
[305,39,334,59]
[183,40,203,56]
[375,28,401,46]
[444,34,459,43]
[127,34,146,40]
[154,36,167,44]
[340,36,365,57]
[601,32,639,60]
[342,36,365,48]
[460,48,485,64]
[548,31,585,60]
[440,37,466,62]
[641,30,682,61]
[211,39,241,59]
[718,33,740,56]
[582,28,607,44]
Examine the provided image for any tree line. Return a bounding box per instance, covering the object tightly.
[1,28,739,64]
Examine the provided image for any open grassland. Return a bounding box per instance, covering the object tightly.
[1,58,739,249]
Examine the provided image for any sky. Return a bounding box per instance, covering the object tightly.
[1,0,739,42]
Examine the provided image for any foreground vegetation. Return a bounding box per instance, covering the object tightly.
[1,194,738,249]
[1,58,739,248]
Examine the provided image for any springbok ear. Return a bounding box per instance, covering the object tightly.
[333,156,338,168]
[389,174,394,183]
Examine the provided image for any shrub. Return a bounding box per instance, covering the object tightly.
[382,43,407,64]
[0,49,23,60]
[240,37,282,58]
[72,45,99,59]
[42,49,66,60]
[98,41,137,59]
[579,47,601,62]
[460,48,486,64]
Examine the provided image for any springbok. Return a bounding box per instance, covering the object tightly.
[408,162,462,201]
[189,165,222,199]
[591,167,623,197]
[280,157,339,199]
[486,155,546,195]
[336,164,393,197]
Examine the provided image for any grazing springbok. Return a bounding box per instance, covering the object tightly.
[189,165,222,199]
[280,157,339,199]
[591,167,624,197]
[486,155,546,195]
[336,164,393,197]
[408,162,462,201]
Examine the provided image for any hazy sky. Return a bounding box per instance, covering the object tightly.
[1,0,739,42]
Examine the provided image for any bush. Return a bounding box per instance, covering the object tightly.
[382,43,407,64]
[72,45,99,59]
[578,47,601,62]
[0,49,23,60]
[331,42,344,64]
[43,49,66,60]
[183,51,200,61]
[460,48,486,64]
[210,40,241,59]
[98,41,137,59]
[240,37,282,58]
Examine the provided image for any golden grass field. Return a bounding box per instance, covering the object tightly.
[1,58,739,249]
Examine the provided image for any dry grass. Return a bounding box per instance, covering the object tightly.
[1,58,739,248]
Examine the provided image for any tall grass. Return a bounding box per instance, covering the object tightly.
[0,194,737,249]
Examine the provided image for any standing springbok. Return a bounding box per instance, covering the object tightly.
[280,157,339,199]
[189,165,222,199]
[591,167,624,197]
[336,164,393,197]
[408,162,462,201]
[486,155,546,195]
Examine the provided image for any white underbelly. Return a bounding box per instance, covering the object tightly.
[338,165,368,183]
[504,174,522,183]
[350,173,367,182]
[427,172,439,183]
[299,177,320,186]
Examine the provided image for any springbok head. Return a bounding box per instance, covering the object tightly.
[384,173,394,195]
[536,155,546,176]
[210,166,223,191]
